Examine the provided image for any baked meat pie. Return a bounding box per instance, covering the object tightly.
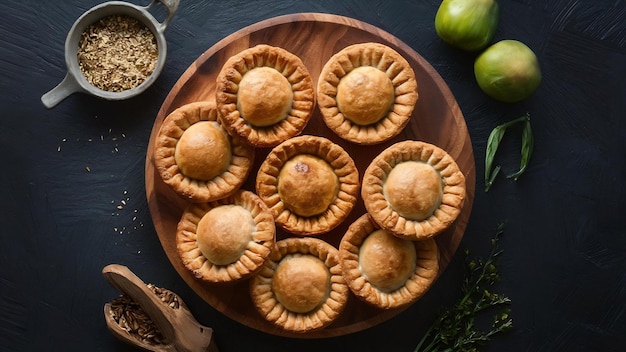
[249,237,349,333]
[176,190,275,284]
[362,140,465,240]
[317,42,418,145]
[339,214,439,309]
[215,44,315,148]
[256,135,359,235]
[153,101,254,203]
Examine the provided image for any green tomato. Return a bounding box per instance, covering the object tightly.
[474,40,542,103]
[435,0,499,51]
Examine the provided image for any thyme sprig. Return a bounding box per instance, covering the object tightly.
[485,113,533,192]
[414,223,513,352]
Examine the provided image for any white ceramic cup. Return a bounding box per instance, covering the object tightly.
[41,0,179,109]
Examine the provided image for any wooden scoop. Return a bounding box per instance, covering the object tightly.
[102,264,218,352]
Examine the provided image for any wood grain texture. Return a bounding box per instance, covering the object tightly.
[144,13,475,338]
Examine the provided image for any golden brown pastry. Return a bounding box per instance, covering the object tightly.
[153,101,255,203]
[339,214,439,309]
[176,190,275,284]
[256,135,359,235]
[317,42,418,145]
[277,154,339,217]
[362,140,465,240]
[215,44,315,148]
[249,237,349,333]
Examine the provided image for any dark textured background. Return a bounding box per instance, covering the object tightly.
[1,0,624,351]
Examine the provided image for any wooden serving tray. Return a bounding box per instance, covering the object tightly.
[145,13,475,338]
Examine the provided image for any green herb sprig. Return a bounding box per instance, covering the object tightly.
[414,223,513,352]
[485,113,533,192]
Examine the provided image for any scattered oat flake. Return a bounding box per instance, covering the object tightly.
[86,166,91,172]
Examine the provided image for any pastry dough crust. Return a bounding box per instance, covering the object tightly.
[176,190,276,284]
[384,161,443,221]
[337,66,395,125]
[196,204,255,265]
[237,66,293,127]
[277,154,339,217]
[174,121,231,181]
[249,237,349,333]
[362,140,466,240]
[317,42,418,145]
[256,135,359,235]
[154,101,255,203]
[216,44,315,148]
[339,214,439,309]
[359,229,417,293]
[272,254,329,314]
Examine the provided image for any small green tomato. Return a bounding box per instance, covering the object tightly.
[435,0,499,51]
[474,40,542,103]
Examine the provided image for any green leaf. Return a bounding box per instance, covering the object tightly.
[507,116,534,180]
[484,113,533,191]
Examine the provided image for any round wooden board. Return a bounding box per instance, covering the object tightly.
[145,13,475,338]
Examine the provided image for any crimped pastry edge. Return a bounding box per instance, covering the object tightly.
[255,135,360,236]
[339,214,439,309]
[249,237,349,333]
[317,42,418,145]
[154,101,255,203]
[215,44,315,148]
[176,190,276,284]
[361,140,466,240]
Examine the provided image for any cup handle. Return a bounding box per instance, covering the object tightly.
[151,0,179,32]
[41,72,83,109]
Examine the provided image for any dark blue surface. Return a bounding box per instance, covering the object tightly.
[1,0,624,351]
